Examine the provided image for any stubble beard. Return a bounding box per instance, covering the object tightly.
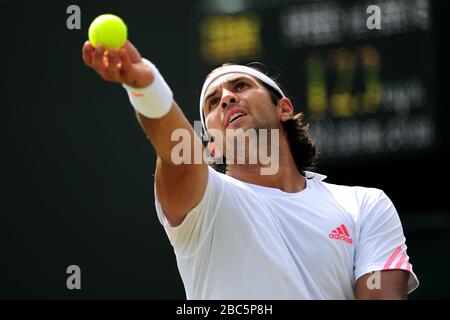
[224,115,277,166]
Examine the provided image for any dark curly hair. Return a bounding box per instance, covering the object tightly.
[204,63,318,176]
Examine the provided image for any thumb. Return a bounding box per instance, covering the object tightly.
[123,40,142,63]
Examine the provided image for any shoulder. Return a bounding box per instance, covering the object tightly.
[308,170,384,202]
[308,171,387,220]
[322,181,385,207]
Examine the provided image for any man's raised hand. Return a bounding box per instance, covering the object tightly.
[82,40,154,88]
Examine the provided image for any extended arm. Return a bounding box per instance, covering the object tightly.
[82,40,208,226]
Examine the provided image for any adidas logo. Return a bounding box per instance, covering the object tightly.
[329,224,353,244]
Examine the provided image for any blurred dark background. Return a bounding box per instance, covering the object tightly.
[1,0,449,299]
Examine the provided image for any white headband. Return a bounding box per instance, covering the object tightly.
[199,65,285,135]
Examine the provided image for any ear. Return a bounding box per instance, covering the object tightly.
[277,97,294,122]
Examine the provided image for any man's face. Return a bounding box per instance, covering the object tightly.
[203,73,280,140]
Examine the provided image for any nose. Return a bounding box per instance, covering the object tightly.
[220,89,238,109]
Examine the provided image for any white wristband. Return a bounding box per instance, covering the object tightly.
[123,58,173,118]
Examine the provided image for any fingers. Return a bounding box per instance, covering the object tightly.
[105,49,122,82]
[82,41,94,66]
[118,48,132,80]
[83,41,138,84]
[90,46,116,82]
[91,45,105,72]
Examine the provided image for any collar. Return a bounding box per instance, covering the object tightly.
[304,171,327,181]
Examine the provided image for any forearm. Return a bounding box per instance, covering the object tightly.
[135,101,205,165]
[135,102,208,226]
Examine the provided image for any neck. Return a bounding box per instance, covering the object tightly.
[225,135,306,193]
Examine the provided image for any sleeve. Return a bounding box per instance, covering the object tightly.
[154,166,225,258]
[354,190,419,294]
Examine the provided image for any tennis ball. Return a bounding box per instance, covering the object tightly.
[88,14,127,50]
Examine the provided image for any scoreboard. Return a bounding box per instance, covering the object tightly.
[193,0,435,161]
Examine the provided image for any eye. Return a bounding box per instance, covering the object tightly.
[235,81,249,91]
[209,97,220,108]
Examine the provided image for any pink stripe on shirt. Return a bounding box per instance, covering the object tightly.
[383,246,403,269]
[395,253,407,269]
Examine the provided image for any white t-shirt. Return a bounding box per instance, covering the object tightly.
[154,166,419,299]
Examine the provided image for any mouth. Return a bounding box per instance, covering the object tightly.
[225,108,248,128]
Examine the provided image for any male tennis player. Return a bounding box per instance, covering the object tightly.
[82,40,419,299]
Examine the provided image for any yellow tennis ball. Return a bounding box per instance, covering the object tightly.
[88,14,127,50]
